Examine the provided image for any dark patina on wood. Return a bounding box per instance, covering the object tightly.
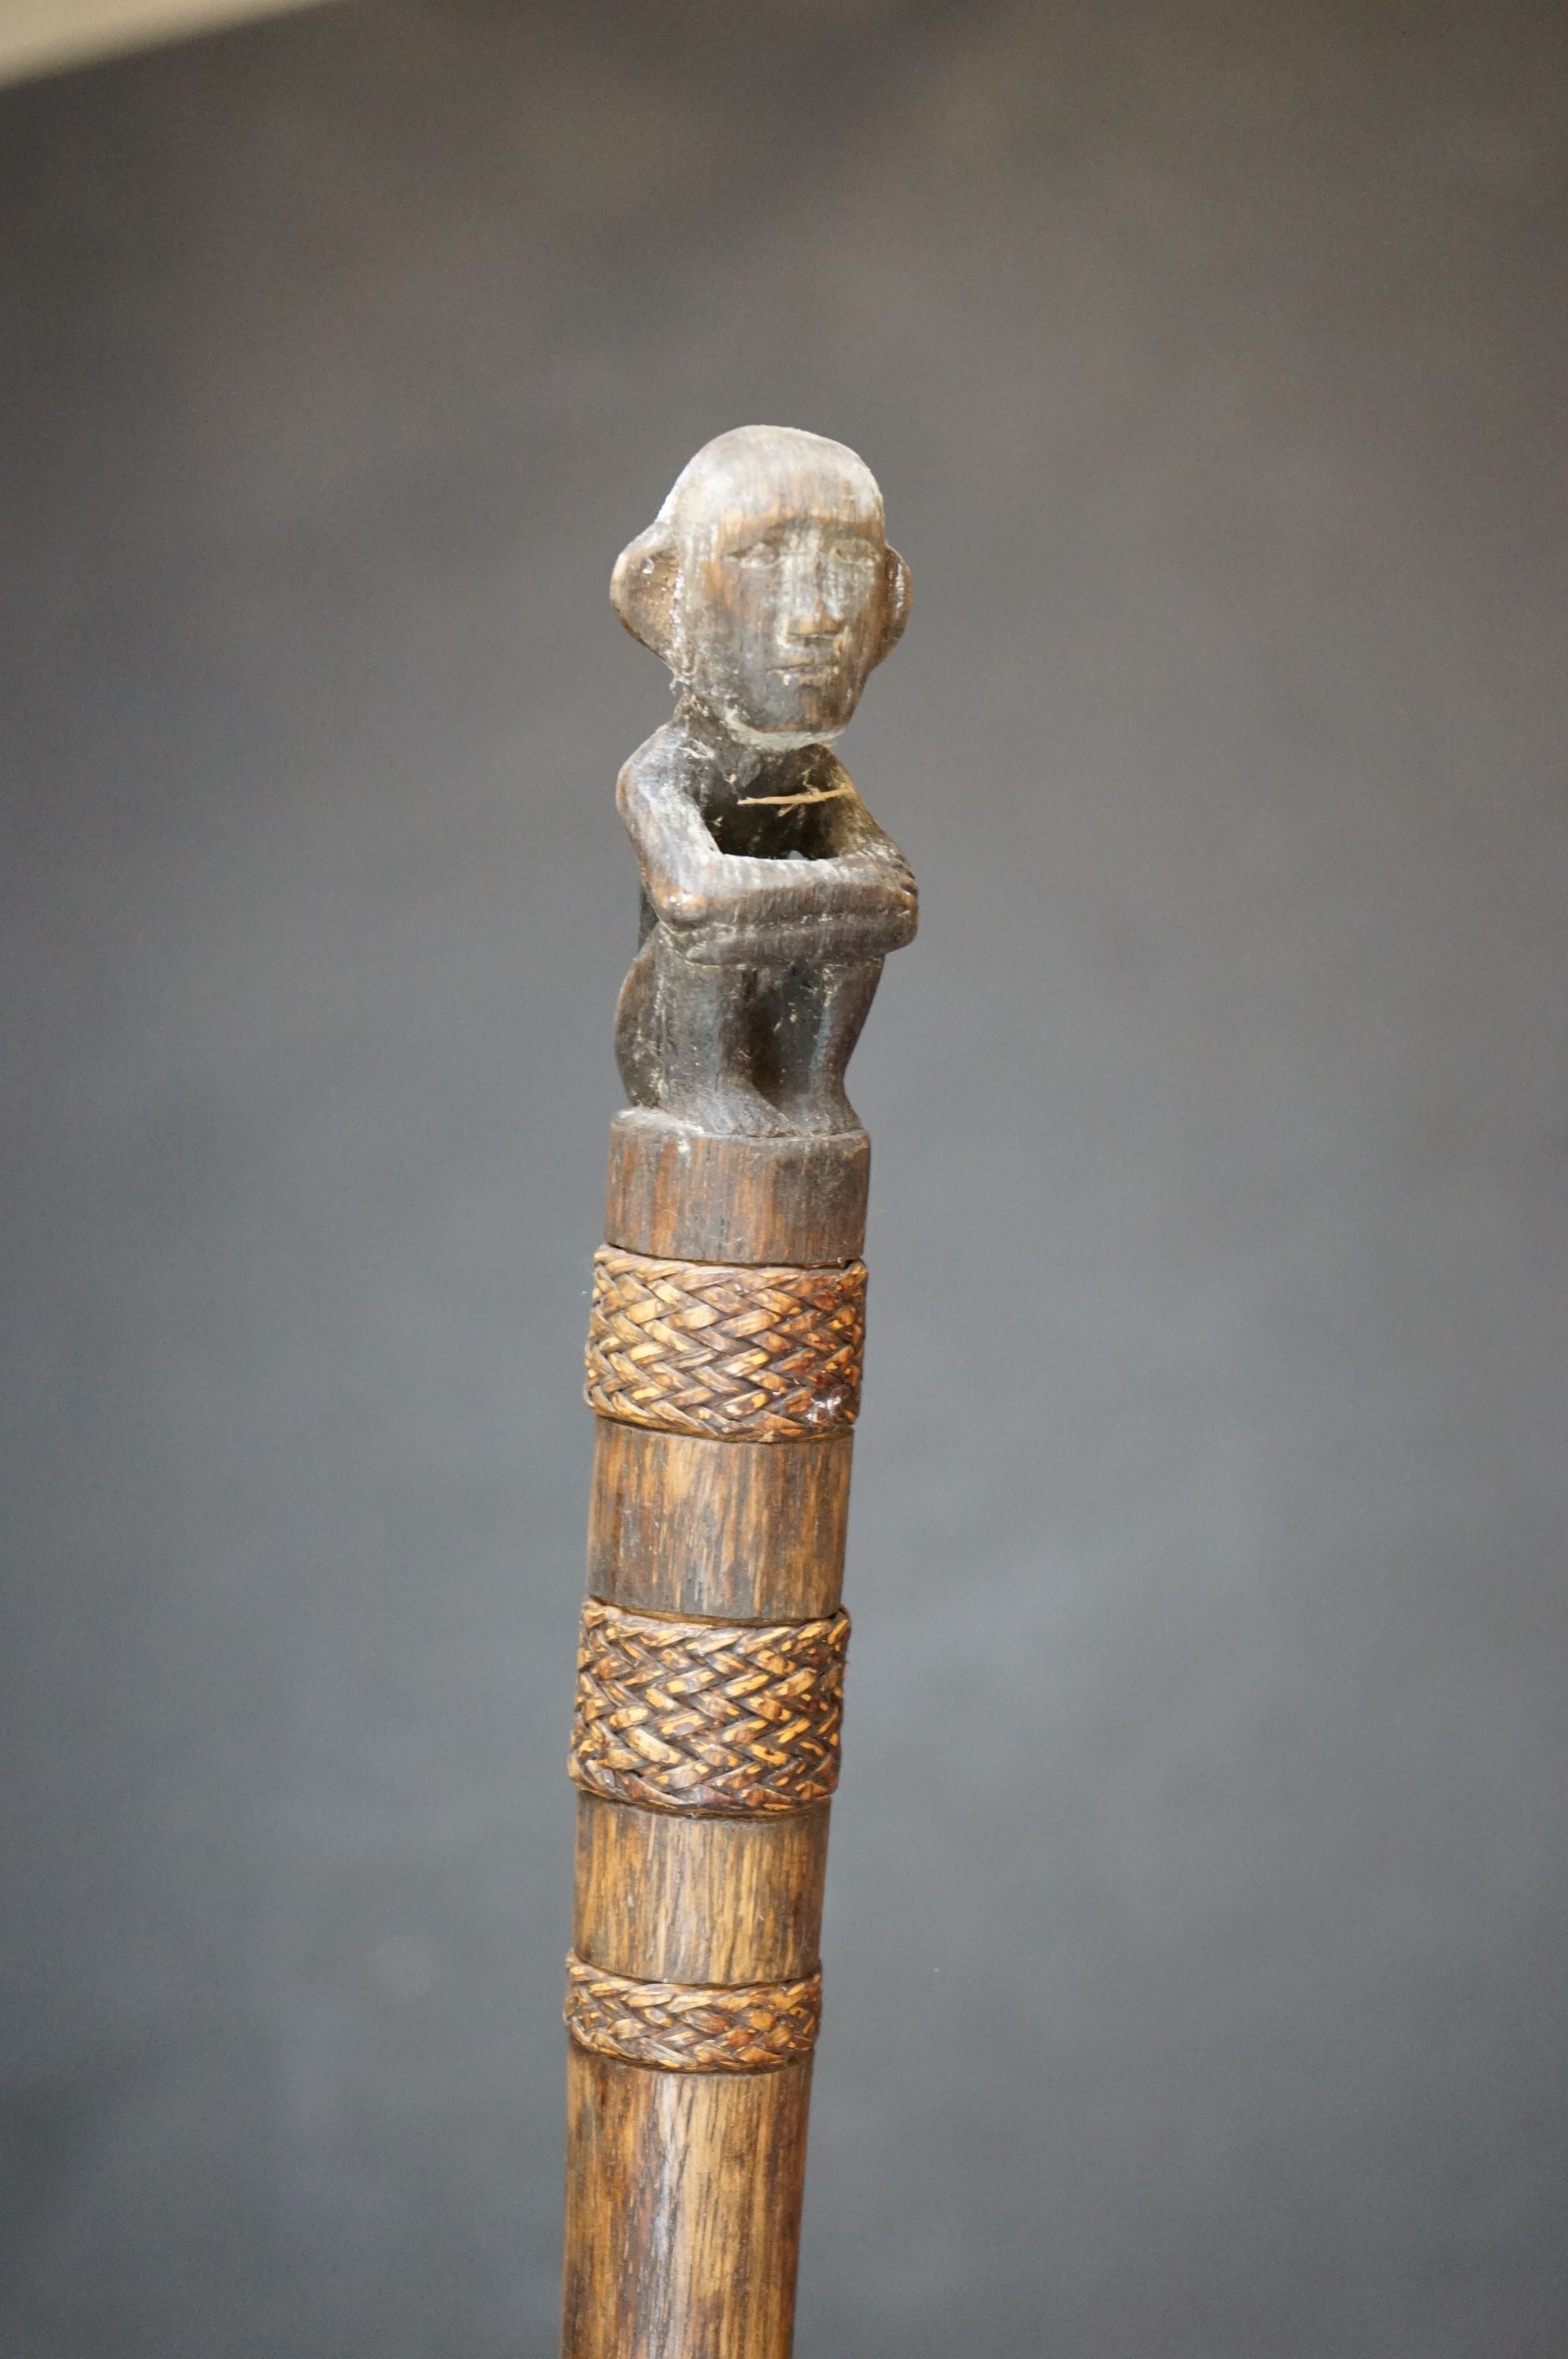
[562,425,916,2359]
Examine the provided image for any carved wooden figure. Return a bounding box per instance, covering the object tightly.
[562,427,916,2359]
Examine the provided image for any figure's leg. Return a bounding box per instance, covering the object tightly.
[779,959,884,1134]
[613,935,661,1108]
[645,933,793,1135]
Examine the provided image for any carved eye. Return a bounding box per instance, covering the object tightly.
[729,541,782,569]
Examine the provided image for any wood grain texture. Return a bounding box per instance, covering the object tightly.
[569,1601,849,1816]
[589,1420,850,1621]
[573,1794,828,1985]
[606,1111,869,1265]
[586,1250,866,1441]
[562,2044,812,2359]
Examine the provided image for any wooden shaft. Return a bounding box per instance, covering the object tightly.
[564,422,915,2359]
[561,1128,868,2359]
[563,2048,812,2359]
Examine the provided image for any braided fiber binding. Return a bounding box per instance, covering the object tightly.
[585,1249,866,1440]
[569,1599,849,1815]
[564,1953,822,2073]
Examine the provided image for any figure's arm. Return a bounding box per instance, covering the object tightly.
[689,836,917,965]
[619,743,917,966]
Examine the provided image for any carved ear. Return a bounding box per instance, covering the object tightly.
[878,543,912,663]
[611,522,681,663]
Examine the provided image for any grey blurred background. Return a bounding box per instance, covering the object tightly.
[3,2,1565,2353]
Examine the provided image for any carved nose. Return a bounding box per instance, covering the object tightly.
[789,593,843,642]
[784,553,844,640]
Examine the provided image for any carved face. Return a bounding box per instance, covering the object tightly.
[612,427,910,740]
[684,485,889,736]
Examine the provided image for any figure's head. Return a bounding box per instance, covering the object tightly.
[612,425,910,741]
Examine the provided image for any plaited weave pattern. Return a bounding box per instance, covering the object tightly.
[569,1599,849,1814]
[564,1953,822,2073]
[585,1248,866,1440]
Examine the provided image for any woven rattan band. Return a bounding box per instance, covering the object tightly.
[584,1248,866,1441]
[568,1598,850,1815]
[564,1953,822,2073]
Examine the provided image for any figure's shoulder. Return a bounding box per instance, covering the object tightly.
[811,749,904,857]
[805,743,856,797]
[617,718,724,812]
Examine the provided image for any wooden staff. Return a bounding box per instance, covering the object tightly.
[561,425,917,2359]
